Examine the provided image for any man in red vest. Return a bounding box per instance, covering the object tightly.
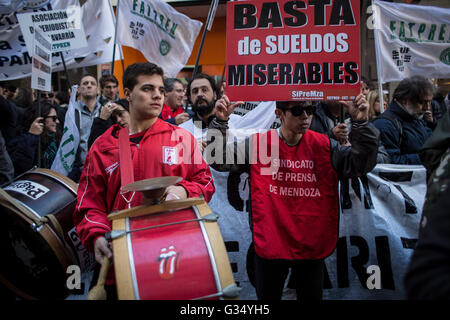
[206,94,379,300]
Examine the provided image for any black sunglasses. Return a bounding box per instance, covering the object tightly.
[417,98,432,106]
[40,92,54,98]
[45,115,58,122]
[282,104,316,117]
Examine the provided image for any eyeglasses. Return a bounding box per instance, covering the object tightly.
[282,104,316,117]
[417,98,432,106]
[45,115,58,122]
[40,92,54,98]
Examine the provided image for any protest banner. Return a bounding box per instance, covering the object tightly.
[17,5,87,53]
[225,0,361,102]
[116,0,203,78]
[51,85,80,176]
[0,0,120,80]
[31,28,52,92]
[372,0,450,84]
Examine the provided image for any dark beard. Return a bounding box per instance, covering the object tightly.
[192,97,215,117]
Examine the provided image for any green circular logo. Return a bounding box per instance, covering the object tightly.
[440,48,450,66]
[159,40,171,56]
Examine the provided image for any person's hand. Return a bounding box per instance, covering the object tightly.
[165,185,188,201]
[99,103,120,120]
[423,110,433,123]
[332,123,349,144]
[197,138,207,153]
[341,94,369,121]
[215,94,244,121]
[175,112,190,125]
[29,117,44,135]
[94,236,112,264]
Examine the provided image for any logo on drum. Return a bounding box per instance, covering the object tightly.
[163,146,178,166]
[157,246,180,280]
[4,180,50,200]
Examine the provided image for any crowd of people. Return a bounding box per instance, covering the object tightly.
[0,64,449,300]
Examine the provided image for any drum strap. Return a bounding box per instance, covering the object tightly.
[119,126,134,187]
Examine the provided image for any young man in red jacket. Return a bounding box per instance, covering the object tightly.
[74,63,215,297]
[207,94,379,300]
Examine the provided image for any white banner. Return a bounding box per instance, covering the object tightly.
[321,164,426,299]
[51,84,80,176]
[17,6,87,53]
[212,163,426,300]
[0,0,120,80]
[372,0,450,83]
[31,28,52,91]
[116,0,202,77]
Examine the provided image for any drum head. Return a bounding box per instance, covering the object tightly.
[0,204,68,299]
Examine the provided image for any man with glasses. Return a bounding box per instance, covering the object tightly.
[160,78,189,125]
[38,91,55,104]
[373,75,435,165]
[206,93,379,300]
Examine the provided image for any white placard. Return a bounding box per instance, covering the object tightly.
[17,5,87,53]
[31,28,52,92]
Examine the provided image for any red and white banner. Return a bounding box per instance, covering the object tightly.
[225,0,361,102]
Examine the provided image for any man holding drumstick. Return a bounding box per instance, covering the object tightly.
[74,62,215,299]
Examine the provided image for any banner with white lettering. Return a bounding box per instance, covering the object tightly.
[116,0,202,77]
[226,0,361,102]
[372,0,450,83]
[0,0,120,80]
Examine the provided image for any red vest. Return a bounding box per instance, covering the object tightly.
[250,129,339,260]
[160,104,184,120]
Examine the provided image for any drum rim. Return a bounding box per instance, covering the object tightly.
[0,200,74,299]
[32,168,78,194]
[113,201,236,300]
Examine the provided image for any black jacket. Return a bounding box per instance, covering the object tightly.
[404,148,450,299]
[373,100,433,164]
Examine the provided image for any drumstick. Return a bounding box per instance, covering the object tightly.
[87,257,110,300]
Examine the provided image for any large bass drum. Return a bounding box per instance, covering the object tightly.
[0,168,94,299]
[111,200,238,300]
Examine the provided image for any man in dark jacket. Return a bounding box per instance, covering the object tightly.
[373,76,435,165]
[404,127,450,299]
[206,94,379,300]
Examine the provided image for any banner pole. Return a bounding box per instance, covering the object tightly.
[192,0,219,78]
[60,52,72,89]
[37,90,41,168]
[111,0,120,76]
[372,0,385,113]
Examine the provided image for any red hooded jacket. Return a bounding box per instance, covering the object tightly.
[74,119,215,253]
